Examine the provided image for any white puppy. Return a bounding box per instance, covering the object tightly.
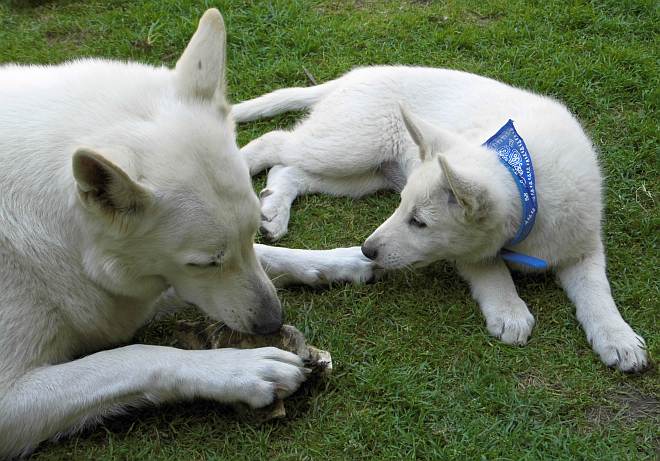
[233,65,648,373]
[0,9,375,458]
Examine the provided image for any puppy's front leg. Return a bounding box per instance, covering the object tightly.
[255,244,377,287]
[557,247,648,372]
[0,345,306,458]
[457,259,535,345]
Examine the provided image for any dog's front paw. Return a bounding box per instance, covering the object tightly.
[485,302,535,346]
[302,247,380,286]
[259,188,290,241]
[238,347,309,408]
[589,324,649,373]
[186,347,308,408]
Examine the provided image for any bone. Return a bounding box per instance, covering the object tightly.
[173,321,332,421]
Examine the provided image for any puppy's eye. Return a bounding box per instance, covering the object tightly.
[408,216,427,228]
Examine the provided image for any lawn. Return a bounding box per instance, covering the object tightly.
[1,0,658,459]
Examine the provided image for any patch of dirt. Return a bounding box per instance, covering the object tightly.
[516,371,563,394]
[466,10,504,26]
[132,38,153,51]
[8,0,55,7]
[586,385,660,425]
[44,28,88,46]
[319,0,432,13]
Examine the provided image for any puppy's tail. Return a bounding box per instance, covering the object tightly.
[231,81,337,122]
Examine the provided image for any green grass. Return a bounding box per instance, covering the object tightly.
[1,0,658,459]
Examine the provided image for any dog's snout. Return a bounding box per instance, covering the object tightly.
[361,243,378,261]
[251,295,283,335]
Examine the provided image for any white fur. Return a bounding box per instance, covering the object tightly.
[0,10,376,458]
[256,244,377,286]
[233,65,648,372]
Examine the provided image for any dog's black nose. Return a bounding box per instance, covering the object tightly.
[252,294,283,335]
[361,244,378,260]
[252,318,282,335]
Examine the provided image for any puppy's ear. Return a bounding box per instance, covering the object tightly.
[438,155,489,221]
[399,103,461,161]
[175,8,229,115]
[73,148,153,218]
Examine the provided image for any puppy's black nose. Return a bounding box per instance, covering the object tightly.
[361,244,378,261]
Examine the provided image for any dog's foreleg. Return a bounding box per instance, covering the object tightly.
[254,244,377,287]
[457,259,535,345]
[0,345,305,458]
[557,246,648,372]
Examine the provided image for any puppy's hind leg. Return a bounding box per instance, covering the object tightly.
[259,166,390,241]
[241,130,291,176]
[259,165,306,241]
[557,245,648,372]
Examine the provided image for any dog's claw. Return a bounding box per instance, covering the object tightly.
[590,324,649,373]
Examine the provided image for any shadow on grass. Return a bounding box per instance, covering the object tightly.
[7,0,89,8]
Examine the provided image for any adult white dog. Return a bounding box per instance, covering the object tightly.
[0,9,374,458]
[233,65,648,373]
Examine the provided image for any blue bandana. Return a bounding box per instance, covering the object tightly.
[482,120,548,269]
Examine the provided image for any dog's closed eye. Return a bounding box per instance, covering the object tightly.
[186,251,224,269]
[408,216,427,228]
[186,261,220,268]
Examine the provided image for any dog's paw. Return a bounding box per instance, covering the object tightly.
[589,324,649,373]
[322,247,381,284]
[259,188,290,241]
[485,302,535,346]
[187,347,308,408]
[237,347,309,408]
[298,247,380,286]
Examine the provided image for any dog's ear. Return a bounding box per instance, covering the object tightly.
[399,103,461,161]
[175,8,229,115]
[73,148,153,219]
[438,155,489,221]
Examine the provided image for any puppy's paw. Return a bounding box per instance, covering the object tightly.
[260,219,288,242]
[589,324,649,373]
[486,303,535,346]
[259,188,290,241]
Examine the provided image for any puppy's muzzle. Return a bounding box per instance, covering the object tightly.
[361,243,378,261]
